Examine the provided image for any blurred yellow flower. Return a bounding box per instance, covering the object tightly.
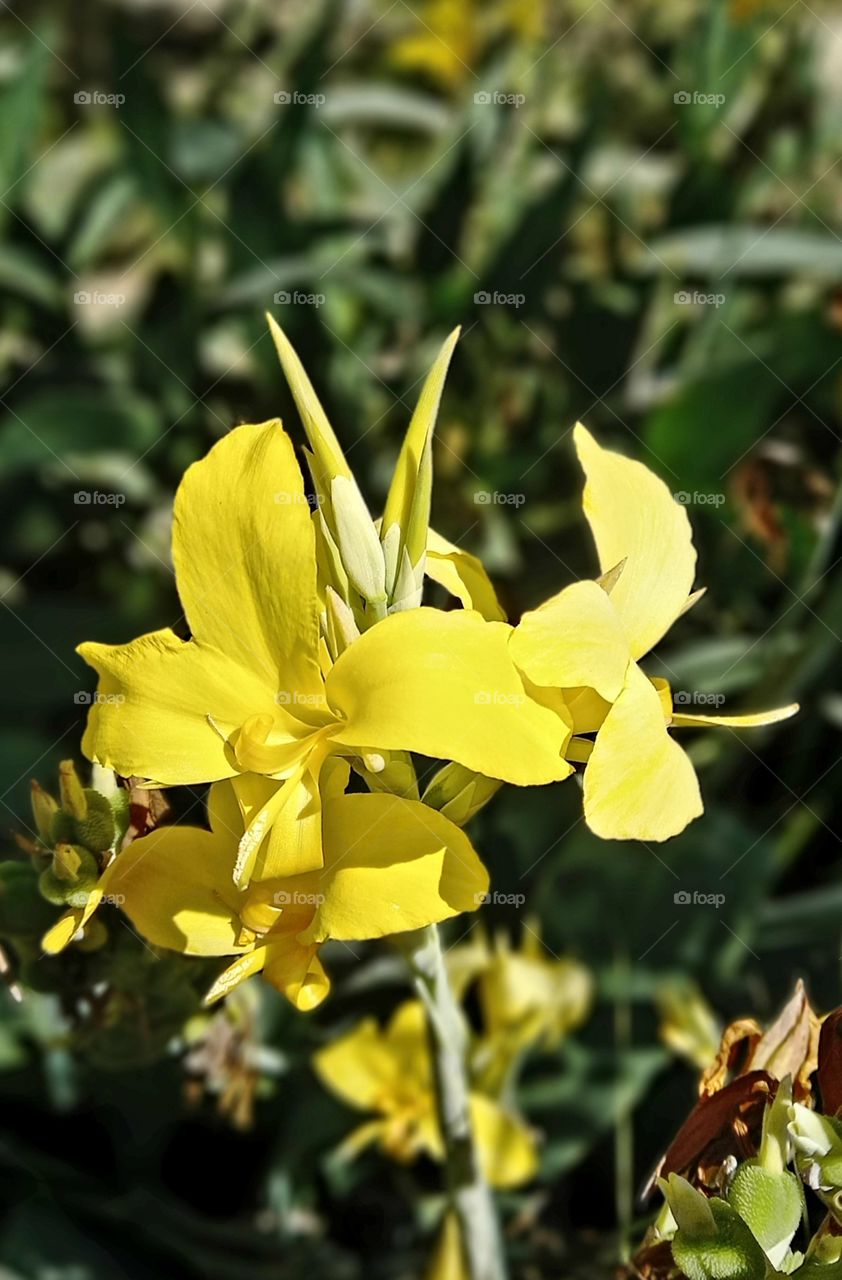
[314,1000,537,1188]
[449,924,592,1092]
[509,425,798,842]
[41,769,489,1011]
[388,0,546,88]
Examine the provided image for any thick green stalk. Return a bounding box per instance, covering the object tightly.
[397,925,508,1280]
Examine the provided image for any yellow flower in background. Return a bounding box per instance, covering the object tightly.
[448,924,592,1092]
[78,416,571,890]
[41,768,489,1011]
[388,0,546,89]
[509,425,798,842]
[314,1000,537,1188]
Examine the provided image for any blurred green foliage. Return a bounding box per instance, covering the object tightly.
[1,0,842,1274]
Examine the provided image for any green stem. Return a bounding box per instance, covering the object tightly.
[397,925,508,1280]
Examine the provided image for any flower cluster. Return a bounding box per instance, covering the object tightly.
[36,321,794,1010]
[631,983,842,1279]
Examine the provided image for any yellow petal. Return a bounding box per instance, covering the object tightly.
[78,629,276,785]
[574,424,697,658]
[41,887,104,955]
[469,1092,538,1189]
[263,935,330,1011]
[584,662,702,841]
[172,418,323,698]
[101,825,246,955]
[302,793,489,943]
[671,703,799,729]
[204,946,268,1005]
[426,528,506,621]
[326,608,571,786]
[381,329,460,592]
[426,1211,468,1280]
[510,579,630,700]
[232,754,326,888]
[313,1017,401,1110]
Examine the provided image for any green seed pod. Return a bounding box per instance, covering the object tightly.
[30,781,59,844]
[39,847,99,905]
[74,789,116,853]
[50,809,76,845]
[58,760,87,820]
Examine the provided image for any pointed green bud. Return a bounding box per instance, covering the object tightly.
[381,328,459,604]
[330,475,386,607]
[39,846,99,905]
[759,1076,792,1175]
[30,781,59,844]
[422,762,503,827]
[74,789,116,853]
[266,313,351,485]
[789,1105,842,1188]
[325,586,360,658]
[58,760,87,821]
[660,1176,768,1280]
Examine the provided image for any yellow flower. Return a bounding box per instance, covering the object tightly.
[78,418,571,889]
[41,766,489,1011]
[509,425,798,842]
[314,1000,537,1187]
[449,924,592,1092]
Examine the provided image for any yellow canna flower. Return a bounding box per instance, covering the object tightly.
[77,418,571,889]
[41,766,490,1011]
[509,425,798,842]
[314,1000,538,1188]
[448,924,592,1092]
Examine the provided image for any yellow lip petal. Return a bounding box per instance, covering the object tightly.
[103,825,246,956]
[313,1017,400,1109]
[574,424,697,659]
[78,629,277,785]
[172,418,323,698]
[301,792,489,944]
[510,579,630,701]
[584,662,703,842]
[326,608,571,786]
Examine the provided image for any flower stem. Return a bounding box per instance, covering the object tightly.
[397,924,508,1280]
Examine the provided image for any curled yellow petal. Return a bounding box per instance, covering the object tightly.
[574,424,696,659]
[425,528,506,622]
[671,703,799,729]
[584,662,703,841]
